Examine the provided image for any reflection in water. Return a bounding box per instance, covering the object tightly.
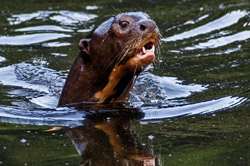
[66,111,160,166]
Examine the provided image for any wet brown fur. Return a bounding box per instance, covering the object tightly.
[58,12,160,106]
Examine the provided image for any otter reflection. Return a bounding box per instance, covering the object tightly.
[66,110,160,166]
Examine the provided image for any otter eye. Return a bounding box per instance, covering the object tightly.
[119,21,130,29]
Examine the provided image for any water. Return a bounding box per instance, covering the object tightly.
[0,0,250,165]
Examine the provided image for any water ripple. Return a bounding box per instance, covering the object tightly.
[0,56,6,63]
[0,33,71,45]
[42,42,71,47]
[131,72,206,103]
[162,10,248,42]
[0,106,85,127]
[0,65,49,93]
[0,96,247,127]
[185,30,250,50]
[7,10,98,25]
[142,96,247,121]
[50,10,98,25]
[184,14,209,25]
[15,25,73,32]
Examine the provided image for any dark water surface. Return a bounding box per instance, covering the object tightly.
[0,0,250,165]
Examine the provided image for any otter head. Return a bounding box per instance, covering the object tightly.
[79,12,160,74]
[58,12,160,106]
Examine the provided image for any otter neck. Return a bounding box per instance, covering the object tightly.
[94,64,137,103]
[58,52,137,106]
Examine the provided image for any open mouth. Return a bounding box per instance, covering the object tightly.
[139,42,155,56]
[132,41,157,68]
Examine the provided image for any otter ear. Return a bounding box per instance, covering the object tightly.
[78,39,91,54]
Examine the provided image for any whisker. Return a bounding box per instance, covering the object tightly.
[101,39,133,75]
[115,41,134,64]
[154,34,162,69]
[116,38,137,65]
[134,64,138,75]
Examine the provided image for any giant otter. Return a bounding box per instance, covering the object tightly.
[58,12,160,106]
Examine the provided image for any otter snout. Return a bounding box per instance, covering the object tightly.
[138,20,158,33]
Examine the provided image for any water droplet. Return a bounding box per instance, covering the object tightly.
[148,135,154,140]
[21,138,27,143]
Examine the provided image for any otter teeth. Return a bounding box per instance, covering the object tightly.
[142,46,146,54]
[152,45,155,52]
[142,44,155,54]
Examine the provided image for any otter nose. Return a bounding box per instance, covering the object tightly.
[140,24,147,31]
[138,20,157,32]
